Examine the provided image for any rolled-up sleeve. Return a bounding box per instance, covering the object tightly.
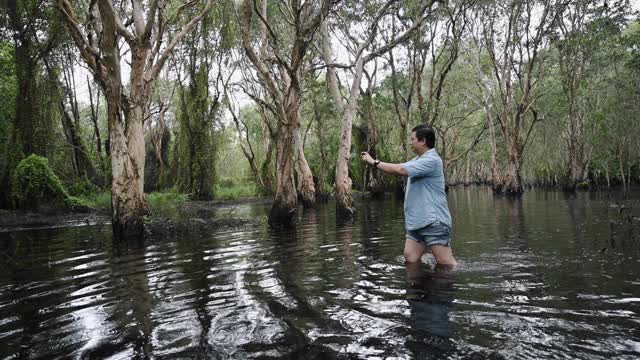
[401,156,436,177]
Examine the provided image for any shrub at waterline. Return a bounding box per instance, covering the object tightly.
[11,155,83,210]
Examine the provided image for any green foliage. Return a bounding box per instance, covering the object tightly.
[0,41,18,206]
[11,154,71,209]
[175,66,218,200]
[0,42,17,128]
[576,181,590,191]
[147,192,189,210]
[214,183,258,200]
[66,179,100,197]
[214,0,238,50]
[623,20,640,73]
[75,191,111,210]
[302,75,339,193]
[64,196,87,210]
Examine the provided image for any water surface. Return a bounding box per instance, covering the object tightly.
[1,188,639,359]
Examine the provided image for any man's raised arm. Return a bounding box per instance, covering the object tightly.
[360,152,408,177]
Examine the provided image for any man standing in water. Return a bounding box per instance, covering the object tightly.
[360,124,457,267]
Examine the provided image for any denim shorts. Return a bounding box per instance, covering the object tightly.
[406,221,451,247]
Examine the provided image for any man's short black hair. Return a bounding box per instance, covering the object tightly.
[412,124,436,148]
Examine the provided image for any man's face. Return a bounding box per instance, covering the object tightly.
[410,131,426,154]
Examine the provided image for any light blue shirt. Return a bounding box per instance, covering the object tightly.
[400,149,452,230]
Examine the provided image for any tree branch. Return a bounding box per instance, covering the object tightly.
[363,0,437,63]
[146,0,216,81]
[54,0,102,76]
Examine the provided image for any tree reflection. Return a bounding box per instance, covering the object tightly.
[106,242,155,357]
[498,197,528,249]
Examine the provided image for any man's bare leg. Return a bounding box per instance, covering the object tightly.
[404,237,426,263]
[431,244,457,268]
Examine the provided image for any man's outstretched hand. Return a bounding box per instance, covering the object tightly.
[360,151,374,165]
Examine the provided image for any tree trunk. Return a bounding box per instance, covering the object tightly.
[260,136,275,195]
[464,158,471,186]
[564,96,582,192]
[270,122,298,227]
[311,96,329,202]
[106,93,149,241]
[44,60,100,186]
[104,1,151,240]
[335,58,365,220]
[364,93,384,198]
[486,112,500,192]
[274,70,315,220]
[502,143,524,196]
[87,77,107,180]
[619,148,626,190]
[294,125,315,208]
[389,49,410,161]
[59,100,99,182]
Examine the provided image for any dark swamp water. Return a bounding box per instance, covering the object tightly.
[1,187,640,359]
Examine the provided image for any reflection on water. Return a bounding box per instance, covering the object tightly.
[405,262,456,358]
[1,187,639,359]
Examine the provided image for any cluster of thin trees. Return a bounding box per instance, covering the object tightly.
[1,0,638,241]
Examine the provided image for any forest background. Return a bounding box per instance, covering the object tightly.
[0,0,639,239]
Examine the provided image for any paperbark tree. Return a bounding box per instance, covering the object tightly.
[55,0,215,241]
[240,0,332,226]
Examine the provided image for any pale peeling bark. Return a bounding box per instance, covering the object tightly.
[294,125,316,207]
[321,20,344,116]
[287,70,315,207]
[335,57,364,219]
[110,100,149,240]
[321,20,356,218]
